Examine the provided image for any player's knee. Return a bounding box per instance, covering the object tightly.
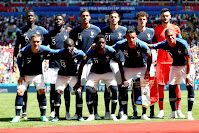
[38,89,45,95]
[56,89,63,95]
[17,88,25,96]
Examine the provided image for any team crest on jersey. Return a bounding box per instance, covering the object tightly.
[40,54,44,60]
[24,33,29,42]
[137,50,141,57]
[64,35,68,40]
[123,50,129,57]
[78,33,82,41]
[118,32,122,39]
[106,55,110,62]
[147,33,151,40]
[178,49,182,54]
[166,50,172,56]
[90,31,94,38]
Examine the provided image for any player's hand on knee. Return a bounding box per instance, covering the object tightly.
[18,77,26,85]
[122,81,129,88]
[74,82,81,91]
[186,77,193,86]
[17,89,25,96]
[57,89,63,95]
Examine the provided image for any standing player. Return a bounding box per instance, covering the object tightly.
[101,11,127,119]
[10,34,57,123]
[74,34,126,121]
[51,38,85,122]
[154,8,184,118]
[69,9,101,120]
[43,15,70,120]
[113,29,152,120]
[13,10,48,120]
[131,11,155,120]
[148,29,194,120]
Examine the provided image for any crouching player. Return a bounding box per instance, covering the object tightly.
[51,38,86,122]
[113,29,152,120]
[74,34,126,121]
[148,29,194,120]
[10,34,58,123]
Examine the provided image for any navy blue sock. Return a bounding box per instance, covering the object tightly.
[104,86,111,112]
[50,84,55,112]
[93,92,98,114]
[110,86,118,114]
[64,85,70,113]
[37,92,47,116]
[22,90,27,114]
[54,91,61,118]
[15,94,23,116]
[187,85,194,111]
[150,105,155,116]
[86,86,93,114]
[131,93,137,115]
[119,87,128,115]
[169,85,177,111]
[76,92,83,117]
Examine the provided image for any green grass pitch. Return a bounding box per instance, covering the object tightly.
[0,90,198,129]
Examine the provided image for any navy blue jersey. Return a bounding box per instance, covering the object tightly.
[44,28,69,68]
[69,24,101,53]
[101,25,127,46]
[136,28,155,44]
[113,39,150,68]
[17,45,58,77]
[152,38,190,66]
[85,45,119,74]
[54,49,85,76]
[14,25,48,57]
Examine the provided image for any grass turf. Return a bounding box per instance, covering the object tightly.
[0,90,198,129]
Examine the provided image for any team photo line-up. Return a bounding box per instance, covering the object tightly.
[10,8,195,123]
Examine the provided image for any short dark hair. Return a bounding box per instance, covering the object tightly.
[55,14,64,20]
[109,11,119,16]
[94,34,105,43]
[26,10,35,16]
[161,8,170,14]
[165,28,174,35]
[126,28,136,35]
[80,9,90,15]
[64,38,74,47]
[136,11,148,20]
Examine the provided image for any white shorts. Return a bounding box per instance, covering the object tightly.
[169,64,195,85]
[56,75,78,92]
[86,72,117,90]
[110,60,122,84]
[81,64,92,86]
[18,74,45,91]
[46,68,59,84]
[124,67,147,85]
